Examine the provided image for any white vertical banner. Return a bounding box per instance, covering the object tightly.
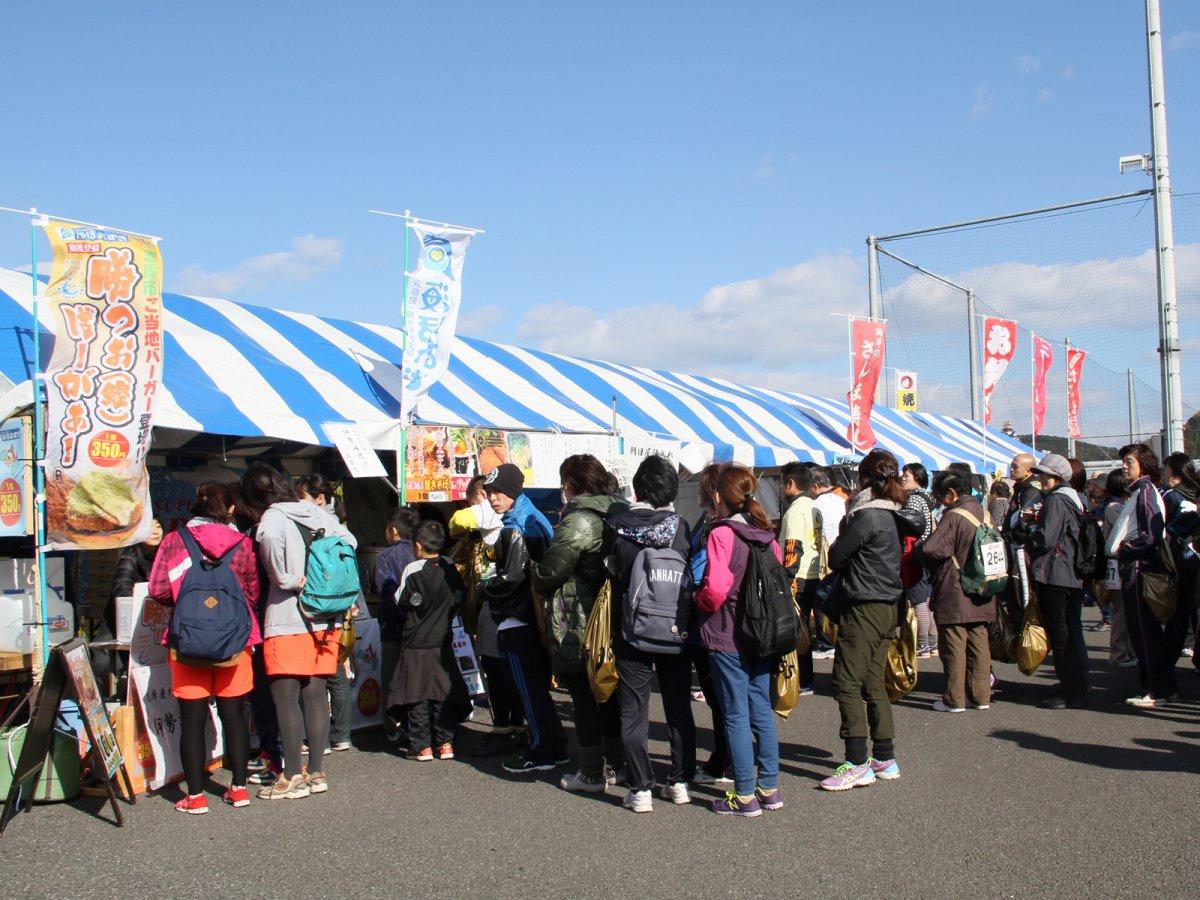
[402,226,473,419]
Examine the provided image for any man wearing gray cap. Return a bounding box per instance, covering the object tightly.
[1015,453,1089,709]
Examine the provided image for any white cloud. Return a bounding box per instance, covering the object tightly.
[1036,88,1052,102]
[517,254,866,384]
[1168,30,1200,53]
[970,86,992,119]
[751,153,775,180]
[457,303,503,337]
[1012,54,1042,75]
[172,235,342,296]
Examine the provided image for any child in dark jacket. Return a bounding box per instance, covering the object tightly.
[390,521,469,761]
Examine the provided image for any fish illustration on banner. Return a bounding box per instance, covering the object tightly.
[1032,335,1054,438]
[1066,348,1086,440]
[41,222,164,550]
[402,226,473,420]
[981,317,1017,426]
[847,318,886,451]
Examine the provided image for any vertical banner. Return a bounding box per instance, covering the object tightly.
[402,226,473,419]
[1066,347,1086,439]
[0,418,33,537]
[41,222,163,550]
[847,318,886,451]
[1031,335,1054,438]
[895,370,918,412]
[981,317,1017,425]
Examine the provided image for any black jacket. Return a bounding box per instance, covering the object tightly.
[1002,476,1043,539]
[1019,487,1084,589]
[480,527,536,625]
[827,497,923,603]
[605,505,692,644]
[110,544,154,604]
[396,558,464,650]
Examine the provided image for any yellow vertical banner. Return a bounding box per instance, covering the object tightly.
[41,222,163,549]
[895,370,919,412]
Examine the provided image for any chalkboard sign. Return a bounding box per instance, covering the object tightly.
[0,638,134,837]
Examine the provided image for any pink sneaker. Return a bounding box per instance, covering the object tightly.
[868,758,900,780]
[820,762,876,792]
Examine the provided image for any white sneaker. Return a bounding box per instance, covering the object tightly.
[660,782,690,805]
[970,703,990,710]
[622,789,653,813]
[692,769,733,786]
[932,698,966,713]
[330,741,351,752]
[1125,694,1165,709]
[559,770,606,793]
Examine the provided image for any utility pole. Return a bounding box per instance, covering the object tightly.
[1127,368,1136,444]
[1146,0,1184,453]
[966,291,981,422]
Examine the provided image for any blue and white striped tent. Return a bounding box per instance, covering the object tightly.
[0,267,1030,471]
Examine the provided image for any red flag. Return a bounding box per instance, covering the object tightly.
[1067,348,1086,439]
[1032,335,1054,437]
[847,318,886,451]
[982,317,1018,425]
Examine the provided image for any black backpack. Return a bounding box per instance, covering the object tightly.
[1076,515,1106,582]
[735,539,798,658]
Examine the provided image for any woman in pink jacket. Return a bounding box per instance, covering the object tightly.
[694,464,783,819]
[148,482,261,815]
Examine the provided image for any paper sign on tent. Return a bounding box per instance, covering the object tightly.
[323,422,389,479]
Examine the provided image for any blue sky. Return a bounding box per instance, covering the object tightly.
[2,1,1199,432]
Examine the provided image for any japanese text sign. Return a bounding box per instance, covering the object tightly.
[1032,335,1053,437]
[847,318,886,451]
[1066,348,1086,440]
[981,317,1017,426]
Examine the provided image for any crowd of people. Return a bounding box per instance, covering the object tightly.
[113,439,1198,819]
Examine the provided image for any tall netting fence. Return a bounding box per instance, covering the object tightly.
[875,190,1200,463]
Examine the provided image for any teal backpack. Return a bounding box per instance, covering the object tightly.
[949,508,1010,599]
[296,523,360,619]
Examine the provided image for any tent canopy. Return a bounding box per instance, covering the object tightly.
[0,267,1032,471]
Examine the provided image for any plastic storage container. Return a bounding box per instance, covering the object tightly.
[0,720,82,803]
[0,557,72,654]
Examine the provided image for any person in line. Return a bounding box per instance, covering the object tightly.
[1016,454,1089,709]
[375,508,419,744]
[254,468,357,799]
[148,483,260,814]
[1162,452,1200,666]
[1097,469,1137,667]
[810,467,846,660]
[779,462,820,694]
[479,463,568,774]
[1003,453,1042,538]
[987,481,1012,530]
[820,450,921,792]
[532,454,627,793]
[296,475,354,754]
[695,464,782,818]
[606,455,697,812]
[900,463,936,658]
[1115,444,1177,708]
[100,517,163,689]
[392,520,469,760]
[919,470,996,713]
[688,463,731,787]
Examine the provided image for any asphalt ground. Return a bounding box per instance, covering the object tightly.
[1,612,1198,899]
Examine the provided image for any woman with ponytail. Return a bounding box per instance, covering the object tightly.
[820,450,922,792]
[694,464,783,818]
[1162,452,1200,666]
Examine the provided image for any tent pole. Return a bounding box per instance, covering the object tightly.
[29,210,49,676]
[398,211,411,507]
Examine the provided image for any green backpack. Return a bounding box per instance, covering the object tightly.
[949,508,1009,599]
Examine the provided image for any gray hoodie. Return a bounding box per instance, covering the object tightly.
[256,500,358,639]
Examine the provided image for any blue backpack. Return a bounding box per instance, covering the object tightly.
[170,528,252,664]
[296,523,360,620]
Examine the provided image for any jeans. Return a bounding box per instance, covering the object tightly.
[616,648,695,791]
[1037,584,1089,701]
[708,651,779,797]
[327,664,353,745]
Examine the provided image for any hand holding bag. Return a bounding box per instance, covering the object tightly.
[583,580,618,703]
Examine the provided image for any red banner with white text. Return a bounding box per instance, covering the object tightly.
[847,318,886,452]
[1032,335,1053,438]
[1067,347,1086,439]
[981,317,1017,426]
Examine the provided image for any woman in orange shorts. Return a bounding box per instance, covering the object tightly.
[251,468,356,800]
[148,482,261,815]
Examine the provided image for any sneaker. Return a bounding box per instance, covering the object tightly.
[690,690,706,702]
[692,769,734,787]
[257,774,309,800]
[301,743,333,756]
[1183,646,1194,658]
[1114,657,1140,668]
[305,772,328,794]
[414,747,435,761]
[247,755,268,774]
[660,782,690,805]
[437,743,454,760]
[222,786,250,808]
[819,762,876,792]
[502,753,560,774]
[970,703,991,710]
[932,698,966,713]
[917,644,932,659]
[560,770,606,793]
[175,794,209,815]
[1125,694,1165,709]
[869,758,900,780]
[755,786,783,810]
[605,766,627,787]
[712,791,762,817]
[799,686,815,697]
[1041,695,1067,710]
[622,789,653,813]
[989,672,997,687]
[928,646,939,658]
[330,741,352,752]
[554,752,572,767]
[248,762,282,785]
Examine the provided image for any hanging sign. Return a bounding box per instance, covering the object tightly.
[41,222,163,550]
[1032,335,1053,438]
[402,226,473,420]
[895,370,918,412]
[981,317,1017,426]
[847,318,886,451]
[323,422,389,479]
[1066,347,1087,440]
[0,418,33,537]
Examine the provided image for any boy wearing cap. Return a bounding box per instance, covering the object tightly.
[478,464,569,773]
[1016,453,1089,709]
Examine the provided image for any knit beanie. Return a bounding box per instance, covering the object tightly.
[483,463,524,499]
